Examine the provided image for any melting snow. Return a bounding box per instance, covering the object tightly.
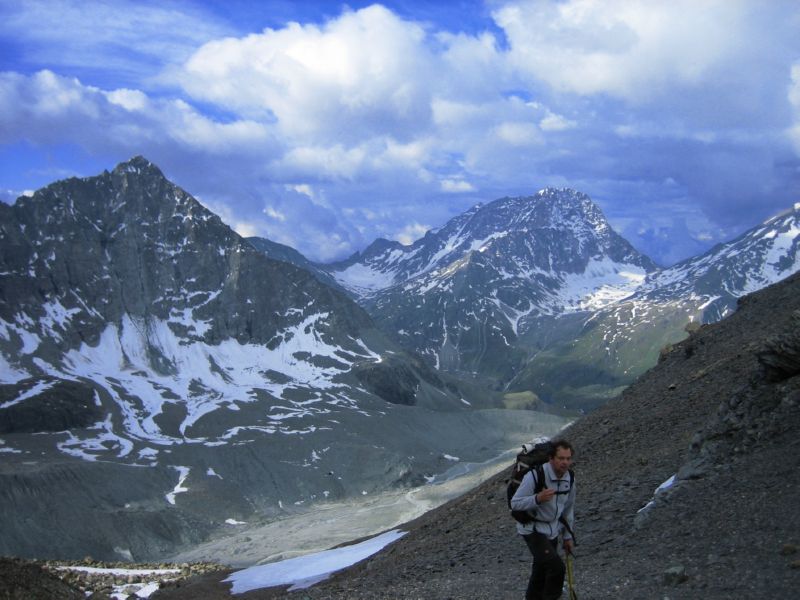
[638,474,677,513]
[45,311,380,458]
[332,263,396,294]
[166,466,190,505]
[559,259,647,312]
[0,379,55,409]
[224,529,406,593]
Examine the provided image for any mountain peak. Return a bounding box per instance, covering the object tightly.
[534,187,597,212]
[111,155,165,179]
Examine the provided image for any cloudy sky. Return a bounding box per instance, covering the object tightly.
[2,0,799,266]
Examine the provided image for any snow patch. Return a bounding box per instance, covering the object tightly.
[48,312,380,458]
[224,530,406,593]
[166,466,190,505]
[0,379,55,409]
[638,474,677,513]
[331,263,397,294]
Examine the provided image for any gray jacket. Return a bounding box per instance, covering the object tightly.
[510,461,575,539]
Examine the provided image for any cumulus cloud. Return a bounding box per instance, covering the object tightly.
[0,70,274,155]
[494,0,746,101]
[175,5,435,143]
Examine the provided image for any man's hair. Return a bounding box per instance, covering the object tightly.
[549,439,574,458]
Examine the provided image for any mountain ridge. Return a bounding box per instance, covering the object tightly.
[250,187,800,410]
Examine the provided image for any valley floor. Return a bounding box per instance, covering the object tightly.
[164,446,521,569]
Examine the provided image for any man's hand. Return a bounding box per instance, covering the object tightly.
[536,487,556,503]
[563,539,574,555]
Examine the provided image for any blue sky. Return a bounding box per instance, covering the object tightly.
[1,0,799,265]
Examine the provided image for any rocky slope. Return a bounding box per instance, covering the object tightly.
[150,270,800,599]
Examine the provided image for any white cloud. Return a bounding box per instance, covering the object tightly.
[494,0,748,101]
[233,222,260,238]
[393,222,431,245]
[278,144,368,181]
[264,206,286,222]
[0,70,274,155]
[494,121,542,146]
[105,88,149,111]
[176,5,435,143]
[287,184,314,200]
[540,111,576,132]
[440,178,476,193]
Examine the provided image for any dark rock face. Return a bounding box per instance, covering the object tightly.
[0,156,372,357]
[0,379,102,433]
[758,309,800,381]
[0,558,83,599]
[353,359,421,406]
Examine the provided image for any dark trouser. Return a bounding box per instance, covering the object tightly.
[522,532,565,600]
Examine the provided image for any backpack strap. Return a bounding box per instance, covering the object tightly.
[533,464,546,495]
[534,464,575,495]
[559,469,577,545]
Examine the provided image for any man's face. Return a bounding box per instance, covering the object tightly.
[550,447,573,477]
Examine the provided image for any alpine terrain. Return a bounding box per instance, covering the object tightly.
[511,199,800,409]
[0,157,566,562]
[251,191,800,412]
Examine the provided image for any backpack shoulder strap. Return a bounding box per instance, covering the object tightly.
[533,464,546,494]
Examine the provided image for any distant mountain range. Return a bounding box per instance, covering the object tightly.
[251,191,800,410]
[0,157,565,561]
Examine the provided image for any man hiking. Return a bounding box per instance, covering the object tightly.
[511,439,576,600]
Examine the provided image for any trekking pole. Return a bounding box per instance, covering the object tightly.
[566,554,578,600]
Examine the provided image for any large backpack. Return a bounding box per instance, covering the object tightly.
[506,440,575,528]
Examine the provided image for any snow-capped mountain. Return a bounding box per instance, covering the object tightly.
[639,201,800,316]
[326,189,657,382]
[329,188,655,301]
[0,158,560,561]
[251,190,800,411]
[0,156,393,444]
[510,201,800,408]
